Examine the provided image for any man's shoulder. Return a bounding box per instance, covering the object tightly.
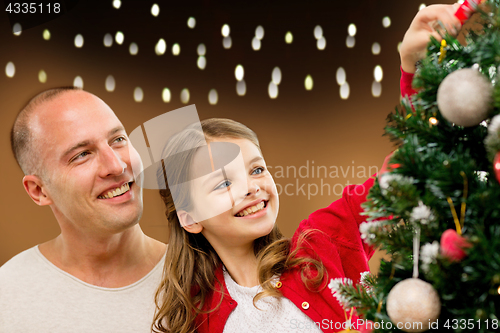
[0,246,41,281]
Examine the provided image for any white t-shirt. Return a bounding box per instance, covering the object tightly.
[222,268,323,333]
[0,246,165,333]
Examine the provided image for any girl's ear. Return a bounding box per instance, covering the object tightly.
[177,210,203,234]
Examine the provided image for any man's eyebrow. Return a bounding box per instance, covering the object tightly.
[108,126,125,137]
[62,126,126,160]
[62,140,92,160]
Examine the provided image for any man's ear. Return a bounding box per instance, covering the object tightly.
[23,175,52,206]
[177,210,203,234]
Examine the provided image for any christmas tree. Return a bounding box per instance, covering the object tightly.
[330,1,500,332]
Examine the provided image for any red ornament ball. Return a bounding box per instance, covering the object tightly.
[440,229,472,262]
[494,152,500,184]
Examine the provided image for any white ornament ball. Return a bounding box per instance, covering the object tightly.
[386,278,441,332]
[437,68,492,127]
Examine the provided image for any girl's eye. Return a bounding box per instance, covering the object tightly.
[252,167,265,175]
[214,179,232,190]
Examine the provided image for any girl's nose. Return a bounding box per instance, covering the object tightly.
[246,180,261,196]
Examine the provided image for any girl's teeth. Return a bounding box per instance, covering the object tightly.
[237,202,265,217]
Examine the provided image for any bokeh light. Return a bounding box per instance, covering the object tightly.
[134,87,144,102]
[197,56,207,70]
[374,65,383,82]
[43,29,51,40]
[105,75,116,92]
[73,76,84,88]
[187,17,196,29]
[13,23,21,36]
[151,4,160,17]
[256,26,265,40]
[181,88,190,104]
[197,43,206,56]
[129,43,138,55]
[38,70,47,83]
[115,31,124,45]
[223,36,232,49]
[346,36,355,48]
[372,42,381,55]
[268,82,278,99]
[5,62,15,78]
[74,34,84,48]
[317,37,326,50]
[272,67,282,85]
[208,89,218,105]
[235,65,244,81]
[222,24,230,37]
[372,81,382,97]
[305,75,313,91]
[285,32,293,44]
[104,33,113,47]
[336,67,346,85]
[340,82,350,99]
[155,38,166,55]
[348,24,357,37]
[382,16,391,28]
[162,88,171,103]
[172,43,180,56]
[314,25,323,39]
[236,80,246,96]
[252,37,261,50]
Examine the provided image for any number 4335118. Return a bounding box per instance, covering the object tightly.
[6,2,61,14]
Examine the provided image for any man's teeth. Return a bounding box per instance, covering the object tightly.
[236,201,265,217]
[98,183,130,199]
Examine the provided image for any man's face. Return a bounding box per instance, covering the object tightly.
[33,91,143,235]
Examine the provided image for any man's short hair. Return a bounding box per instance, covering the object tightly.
[11,87,82,177]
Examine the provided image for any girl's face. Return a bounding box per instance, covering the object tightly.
[184,137,279,249]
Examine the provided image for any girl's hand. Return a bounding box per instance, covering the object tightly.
[400,4,462,74]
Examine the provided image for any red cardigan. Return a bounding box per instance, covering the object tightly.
[193,70,416,333]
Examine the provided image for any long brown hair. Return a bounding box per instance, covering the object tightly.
[153,118,325,333]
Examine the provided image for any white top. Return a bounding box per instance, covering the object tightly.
[0,246,165,333]
[222,269,323,333]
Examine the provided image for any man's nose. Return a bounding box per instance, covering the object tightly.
[100,146,127,177]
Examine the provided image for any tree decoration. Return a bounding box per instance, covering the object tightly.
[494,152,500,184]
[420,241,440,272]
[386,226,441,332]
[440,229,472,262]
[436,68,493,127]
[386,278,441,332]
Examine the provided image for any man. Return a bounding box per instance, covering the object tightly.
[0,87,167,333]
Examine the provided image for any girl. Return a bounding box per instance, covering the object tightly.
[153,5,462,333]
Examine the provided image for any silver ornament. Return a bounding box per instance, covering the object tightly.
[437,68,493,127]
[386,278,441,332]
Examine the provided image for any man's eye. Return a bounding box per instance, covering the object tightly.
[73,151,90,161]
[252,167,265,175]
[214,180,232,190]
[114,136,126,143]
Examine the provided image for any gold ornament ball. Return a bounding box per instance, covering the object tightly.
[386,278,441,333]
[436,68,492,127]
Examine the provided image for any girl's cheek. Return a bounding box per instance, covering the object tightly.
[265,176,279,196]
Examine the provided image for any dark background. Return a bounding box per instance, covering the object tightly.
[0,0,457,269]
